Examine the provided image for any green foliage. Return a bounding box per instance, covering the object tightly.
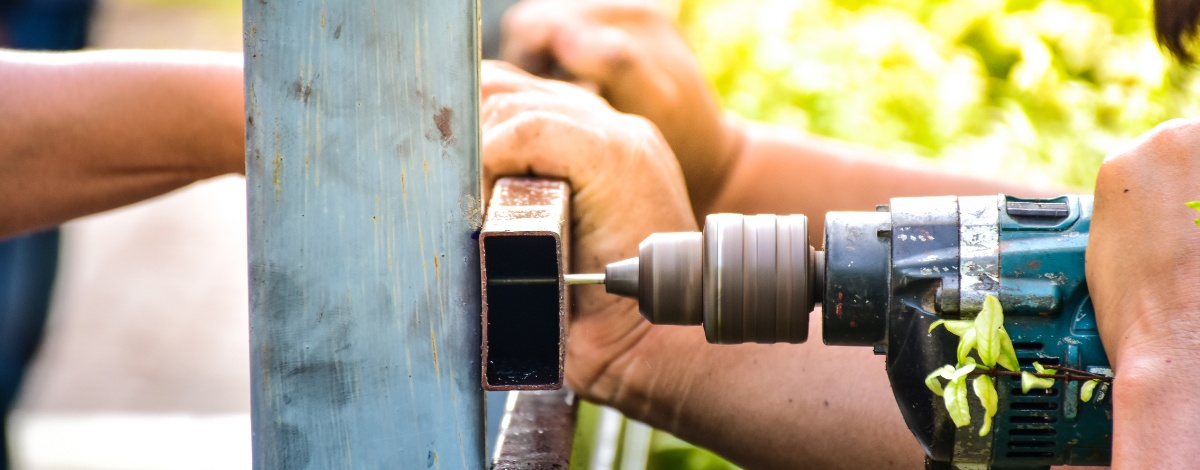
[925,295,1107,440]
[679,0,1200,189]
[648,432,744,470]
[1081,379,1101,402]
[972,375,999,437]
[928,293,1014,436]
[653,0,1172,466]
[1188,201,1200,226]
[1020,371,1056,393]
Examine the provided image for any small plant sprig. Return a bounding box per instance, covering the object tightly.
[924,294,1113,436]
[1188,201,1200,226]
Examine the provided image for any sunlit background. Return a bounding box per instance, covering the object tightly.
[8,0,1193,469]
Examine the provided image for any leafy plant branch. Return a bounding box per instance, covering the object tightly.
[924,294,1112,436]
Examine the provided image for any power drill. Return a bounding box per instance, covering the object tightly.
[578,195,1112,469]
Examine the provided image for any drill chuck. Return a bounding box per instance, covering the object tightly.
[604,214,822,344]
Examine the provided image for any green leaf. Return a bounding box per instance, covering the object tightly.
[929,319,973,336]
[997,328,1020,372]
[1081,379,1101,402]
[1187,201,1200,211]
[944,375,972,428]
[972,375,998,436]
[1032,361,1057,375]
[948,362,977,380]
[925,365,955,397]
[973,294,1004,367]
[1020,371,1056,393]
[957,328,977,365]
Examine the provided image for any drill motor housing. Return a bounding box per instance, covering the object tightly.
[823,194,1111,468]
[606,194,1113,468]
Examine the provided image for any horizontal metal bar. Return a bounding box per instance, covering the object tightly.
[480,177,570,391]
[491,389,578,470]
[488,277,558,286]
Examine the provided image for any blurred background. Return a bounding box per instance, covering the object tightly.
[5,0,1194,469]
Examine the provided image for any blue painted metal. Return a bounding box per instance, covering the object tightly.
[244,1,484,468]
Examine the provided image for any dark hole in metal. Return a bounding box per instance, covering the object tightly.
[1009,415,1057,424]
[1008,428,1057,436]
[1008,441,1057,448]
[1006,451,1056,459]
[484,235,560,387]
[1012,342,1044,351]
[1018,357,1060,366]
[1009,387,1059,396]
[1009,402,1058,411]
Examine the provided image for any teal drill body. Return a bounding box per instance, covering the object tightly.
[833,195,1114,468]
[601,194,1113,468]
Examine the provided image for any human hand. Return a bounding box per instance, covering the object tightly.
[1086,118,1200,467]
[500,0,743,215]
[481,61,698,402]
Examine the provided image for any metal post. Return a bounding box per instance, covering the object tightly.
[244,1,483,468]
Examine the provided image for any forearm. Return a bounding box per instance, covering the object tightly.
[599,314,922,469]
[707,122,1061,242]
[1111,353,1200,468]
[0,50,244,237]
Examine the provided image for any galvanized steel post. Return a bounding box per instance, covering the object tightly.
[244,1,484,468]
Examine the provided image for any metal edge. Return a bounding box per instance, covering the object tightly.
[490,389,578,469]
[480,177,570,391]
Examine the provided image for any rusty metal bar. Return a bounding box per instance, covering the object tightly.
[480,177,570,390]
[491,389,578,469]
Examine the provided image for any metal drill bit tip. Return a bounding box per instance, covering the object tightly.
[564,273,605,285]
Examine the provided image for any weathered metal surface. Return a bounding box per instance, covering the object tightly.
[490,389,577,469]
[244,1,484,468]
[958,196,1002,314]
[480,177,570,390]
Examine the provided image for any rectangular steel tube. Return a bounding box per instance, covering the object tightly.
[491,389,578,469]
[480,177,570,390]
[244,0,485,467]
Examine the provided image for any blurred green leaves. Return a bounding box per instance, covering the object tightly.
[645,0,1172,466]
[679,0,1200,189]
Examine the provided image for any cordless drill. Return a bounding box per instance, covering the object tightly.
[586,195,1112,469]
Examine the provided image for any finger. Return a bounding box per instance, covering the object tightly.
[482,60,604,104]
[482,110,605,195]
[500,0,571,76]
[549,23,676,105]
[482,60,547,101]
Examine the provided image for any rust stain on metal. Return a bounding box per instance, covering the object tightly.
[430,327,440,377]
[491,389,577,470]
[434,107,454,144]
[480,177,570,391]
[272,130,283,200]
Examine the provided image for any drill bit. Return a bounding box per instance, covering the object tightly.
[488,274,605,286]
[564,273,605,285]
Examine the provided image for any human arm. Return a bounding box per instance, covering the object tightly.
[1086,118,1200,468]
[0,49,244,238]
[482,61,923,469]
[500,0,1052,236]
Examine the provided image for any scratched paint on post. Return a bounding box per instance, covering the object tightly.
[245,1,484,468]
